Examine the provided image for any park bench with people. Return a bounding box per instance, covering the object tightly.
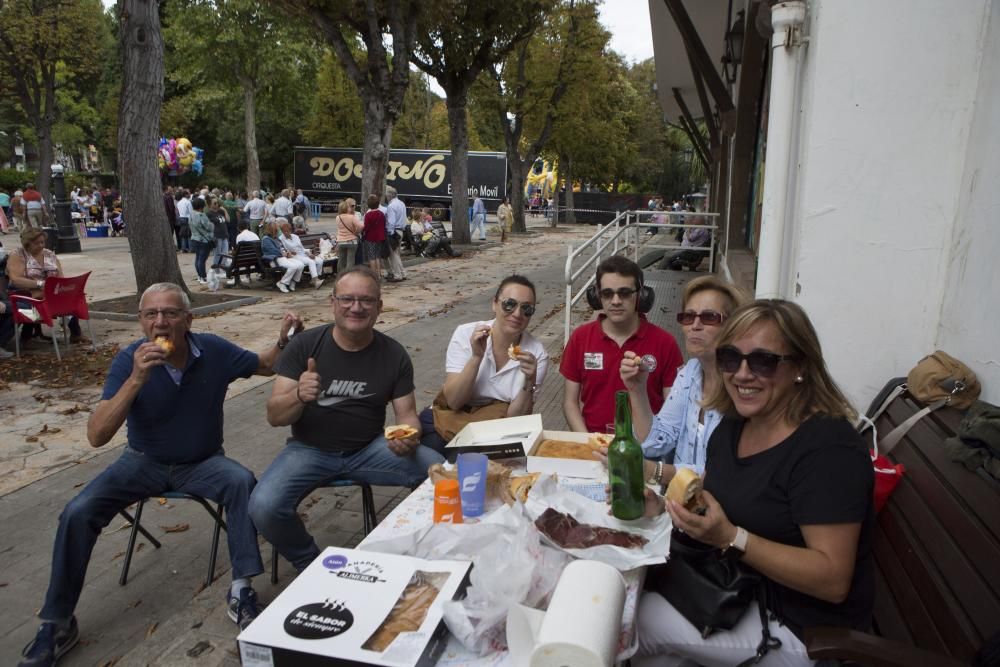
[225,240,276,287]
[805,382,1000,667]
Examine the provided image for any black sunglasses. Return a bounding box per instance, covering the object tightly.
[716,345,799,378]
[676,310,725,326]
[599,287,638,300]
[500,298,536,317]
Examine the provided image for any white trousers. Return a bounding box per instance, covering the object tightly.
[275,257,304,285]
[633,593,813,667]
[470,214,486,239]
[294,254,320,280]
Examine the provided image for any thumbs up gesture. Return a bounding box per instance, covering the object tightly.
[297,357,321,403]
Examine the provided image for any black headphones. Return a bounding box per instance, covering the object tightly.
[585,269,655,313]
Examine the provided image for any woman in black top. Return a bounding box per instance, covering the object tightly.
[634,299,874,667]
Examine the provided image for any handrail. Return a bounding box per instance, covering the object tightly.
[564,210,719,344]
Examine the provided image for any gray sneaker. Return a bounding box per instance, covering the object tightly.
[18,617,79,666]
[227,587,260,630]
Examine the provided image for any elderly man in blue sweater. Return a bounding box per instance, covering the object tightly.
[18,282,302,667]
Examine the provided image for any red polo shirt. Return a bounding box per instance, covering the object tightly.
[560,315,683,433]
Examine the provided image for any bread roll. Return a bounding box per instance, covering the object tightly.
[666,467,705,513]
[508,343,522,358]
[535,439,601,461]
[509,472,540,503]
[154,336,174,354]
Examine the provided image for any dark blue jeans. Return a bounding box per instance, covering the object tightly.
[249,438,442,572]
[39,447,262,623]
[192,240,211,280]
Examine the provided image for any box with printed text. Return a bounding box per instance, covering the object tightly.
[237,547,472,667]
[442,414,543,462]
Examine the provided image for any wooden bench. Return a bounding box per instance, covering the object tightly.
[805,382,1000,666]
[296,232,337,277]
[226,241,278,287]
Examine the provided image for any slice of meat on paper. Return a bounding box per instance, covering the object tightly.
[534,507,648,549]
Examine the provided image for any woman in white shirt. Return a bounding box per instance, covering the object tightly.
[419,275,550,453]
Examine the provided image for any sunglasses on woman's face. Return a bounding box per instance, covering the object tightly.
[499,298,536,317]
[716,345,798,378]
[676,310,725,326]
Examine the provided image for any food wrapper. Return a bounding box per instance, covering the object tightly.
[524,475,670,570]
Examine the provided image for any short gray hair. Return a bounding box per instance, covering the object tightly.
[140,282,190,310]
[385,185,397,199]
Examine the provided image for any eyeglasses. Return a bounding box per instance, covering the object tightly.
[499,298,536,317]
[676,310,725,326]
[333,295,378,309]
[599,287,637,301]
[716,345,799,378]
[138,308,187,321]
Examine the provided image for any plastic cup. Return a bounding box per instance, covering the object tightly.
[433,479,463,524]
[457,453,488,517]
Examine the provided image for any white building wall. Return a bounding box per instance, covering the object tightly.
[787,0,994,410]
[938,0,1000,405]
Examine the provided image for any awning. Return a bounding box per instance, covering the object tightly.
[648,0,730,122]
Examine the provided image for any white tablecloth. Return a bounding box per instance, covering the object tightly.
[358,477,644,665]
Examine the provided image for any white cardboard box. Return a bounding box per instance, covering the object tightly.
[237,547,471,667]
[527,429,606,479]
[443,414,543,462]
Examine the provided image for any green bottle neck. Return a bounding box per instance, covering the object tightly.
[614,391,633,440]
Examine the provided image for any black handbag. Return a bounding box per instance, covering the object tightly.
[647,529,760,638]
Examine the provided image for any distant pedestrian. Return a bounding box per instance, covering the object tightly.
[496,196,513,243]
[362,194,387,279]
[383,185,407,282]
[470,195,487,241]
[21,183,47,230]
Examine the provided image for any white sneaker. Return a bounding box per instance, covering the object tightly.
[226,278,236,286]
[313,278,325,290]
[289,281,297,291]
[277,282,290,293]
[196,278,207,285]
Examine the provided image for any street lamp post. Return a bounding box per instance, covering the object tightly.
[50,164,82,253]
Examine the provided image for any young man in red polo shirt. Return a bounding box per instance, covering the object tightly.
[561,255,682,433]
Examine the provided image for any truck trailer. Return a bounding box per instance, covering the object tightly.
[293,146,508,219]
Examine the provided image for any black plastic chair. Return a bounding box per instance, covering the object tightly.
[117,491,226,588]
[270,479,377,583]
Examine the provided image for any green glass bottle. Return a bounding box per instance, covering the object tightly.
[608,390,644,520]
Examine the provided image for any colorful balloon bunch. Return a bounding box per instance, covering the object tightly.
[158,137,205,175]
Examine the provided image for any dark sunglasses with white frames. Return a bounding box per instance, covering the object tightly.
[499,297,536,317]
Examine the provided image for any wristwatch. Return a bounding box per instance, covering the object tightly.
[723,526,749,559]
[276,339,287,350]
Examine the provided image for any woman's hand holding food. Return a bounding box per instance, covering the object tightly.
[667,490,737,549]
[620,350,648,391]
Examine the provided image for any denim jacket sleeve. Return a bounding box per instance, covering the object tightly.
[641,358,700,463]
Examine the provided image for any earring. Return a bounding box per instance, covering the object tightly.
[795,375,804,384]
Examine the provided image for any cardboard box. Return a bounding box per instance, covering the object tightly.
[443,414,543,462]
[527,430,606,479]
[237,547,471,667]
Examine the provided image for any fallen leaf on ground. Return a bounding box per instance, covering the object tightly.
[25,436,38,442]
[127,599,142,609]
[145,622,158,638]
[160,523,190,533]
[157,498,168,505]
[111,550,124,561]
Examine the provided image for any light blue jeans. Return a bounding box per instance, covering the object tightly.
[470,213,486,240]
[249,438,443,572]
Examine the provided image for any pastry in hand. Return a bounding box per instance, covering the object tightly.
[384,424,419,440]
[508,343,522,358]
[153,336,174,354]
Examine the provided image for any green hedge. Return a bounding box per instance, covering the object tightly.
[0,168,37,192]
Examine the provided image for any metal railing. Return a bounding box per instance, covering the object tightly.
[563,210,719,344]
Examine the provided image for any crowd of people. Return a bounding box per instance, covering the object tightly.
[14,247,874,667]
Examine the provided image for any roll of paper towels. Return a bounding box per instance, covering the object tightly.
[507,559,626,667]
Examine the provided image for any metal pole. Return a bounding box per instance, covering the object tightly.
[50,164,82,253]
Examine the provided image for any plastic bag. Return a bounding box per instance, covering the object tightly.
[206,268,221,292]
[319,238,334,257]
[360,503,570,655]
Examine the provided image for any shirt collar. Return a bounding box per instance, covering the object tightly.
[597,313,649,340]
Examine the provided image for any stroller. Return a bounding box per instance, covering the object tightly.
[108,209,126,236]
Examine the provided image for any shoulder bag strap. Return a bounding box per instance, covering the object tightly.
[879,398,949,455]
[859,384,908,434]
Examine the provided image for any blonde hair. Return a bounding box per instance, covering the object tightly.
[337,200,351,214]
[681,275,750,315]
[702,299,856,425]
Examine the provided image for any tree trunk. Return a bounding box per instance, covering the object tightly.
[508,155,528,234]
[35,123,55,209]
[360,92,392,204]
[119,0,186,294]
[447,90,470,244]
[562,153,576,225]
[243,80,261,194]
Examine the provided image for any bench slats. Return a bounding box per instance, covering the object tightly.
[872,508,958,657]
[870,571,912,645]
[882,400,1000,606]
